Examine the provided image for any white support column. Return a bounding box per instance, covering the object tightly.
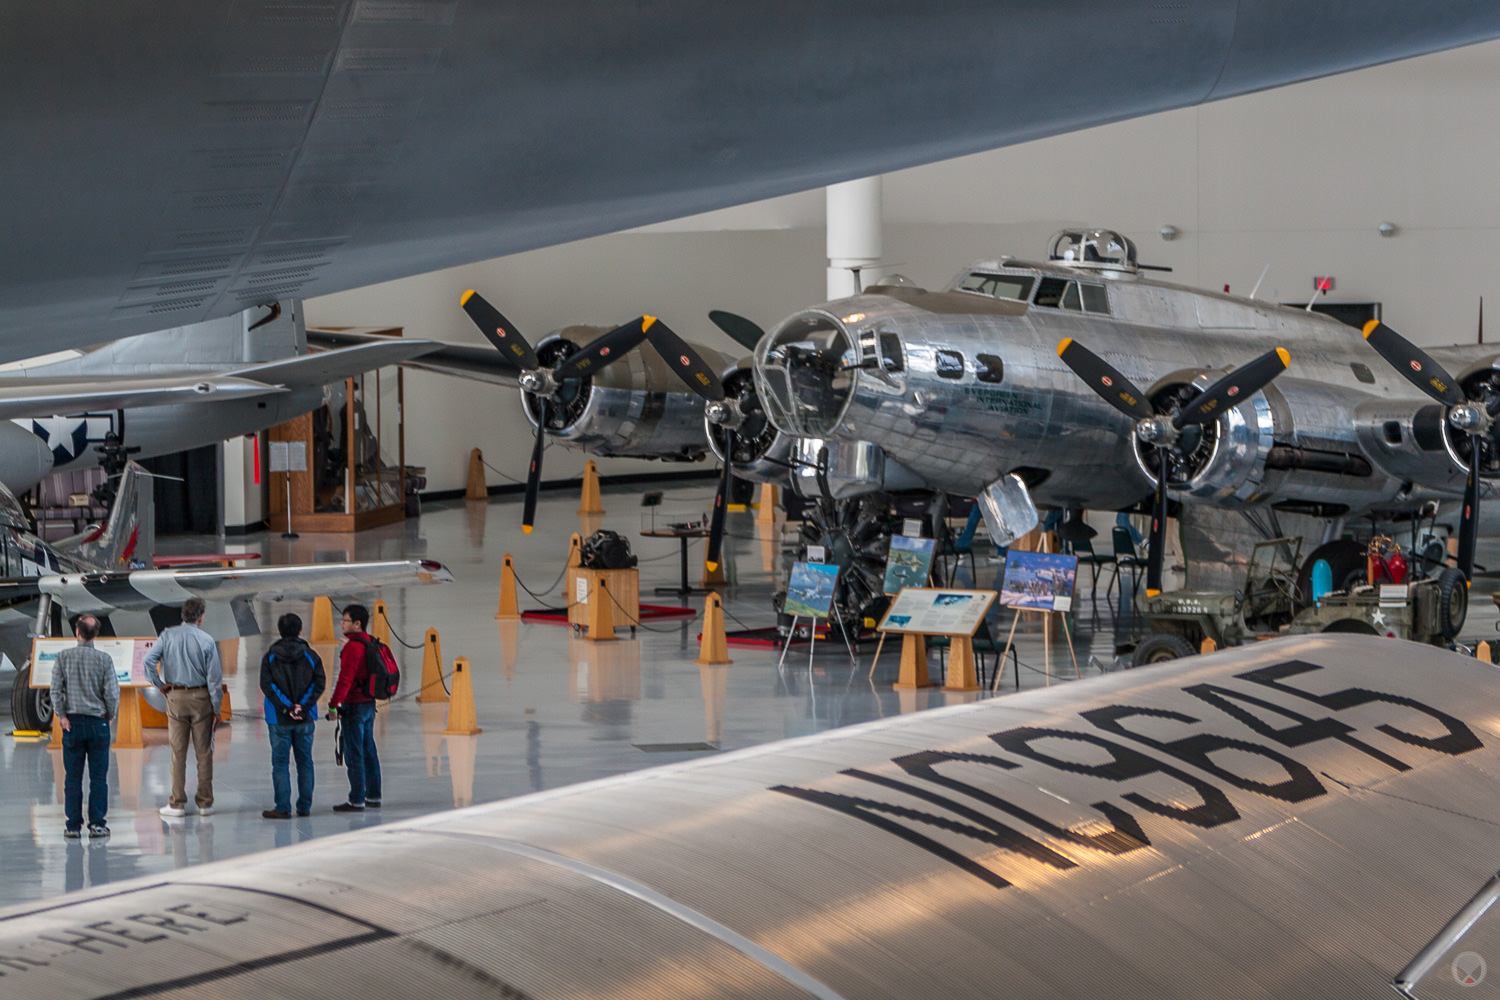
[221,433,265,534]
[826,176,882,300]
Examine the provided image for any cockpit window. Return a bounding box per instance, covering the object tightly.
[1080,284,1110,314]
[0,483,28,532]
[1034,277,1069,308]
[879,333,904,372]
[1060,282,1082,311]
[957,272,1035,302]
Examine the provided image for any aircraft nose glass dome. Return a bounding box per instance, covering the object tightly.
[755,312,855,437]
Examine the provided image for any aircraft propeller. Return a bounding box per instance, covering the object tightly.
[1057,339,1290,594]
[1361,319,1499,581]
[460,290,724,533]
[700,310,776,570]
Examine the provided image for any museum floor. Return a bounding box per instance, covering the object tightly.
[3,479,1498,908]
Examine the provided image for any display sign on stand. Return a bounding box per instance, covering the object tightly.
[778,562,855,668]
[31,636,157,749]
[875,588,998,692]
[994,550,1081,689]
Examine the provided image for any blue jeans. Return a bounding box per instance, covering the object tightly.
[63,715,111,830]
[268,721,316,815]
[339,702,381,804]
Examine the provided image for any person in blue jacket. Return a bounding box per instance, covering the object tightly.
[259,613,325,820]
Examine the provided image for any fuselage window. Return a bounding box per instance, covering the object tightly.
[935,349,965,379]
[1080,283,1110,314]
[957,272,1035,302]
[1034,277,1068,308]
[975,353,1004,383]
[1350,362,1376,384]
[879,333,905,372]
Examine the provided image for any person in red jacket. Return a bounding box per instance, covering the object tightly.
[328,604,381,811]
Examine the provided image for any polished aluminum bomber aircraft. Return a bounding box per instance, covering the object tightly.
[8,3,1500,358]
[3,635,1499,998]
[0,301,437,493]
[2,460,454,730]
[753,229,1500,587]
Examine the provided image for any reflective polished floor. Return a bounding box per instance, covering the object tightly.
[4,480,1499,907]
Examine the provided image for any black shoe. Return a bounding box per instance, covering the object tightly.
[261,809,291,820]
[295,809,311,817]
[87,825,109,838]
[365,799,381,808]
[332,802,365,812]
[64,828,81,839]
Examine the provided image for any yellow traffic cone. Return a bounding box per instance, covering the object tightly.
[696,592,732,665]
[418,627,449,703]
[495,555,521,620]
[443,657,482,735]
[310,596,337,643]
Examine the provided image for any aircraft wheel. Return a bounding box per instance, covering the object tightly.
[8,664,52,732]
[1436,567,1468,640]
[1131,633,1197,667]
[1296,540,1366,607]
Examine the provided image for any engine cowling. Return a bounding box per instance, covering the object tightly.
[704,364,792,485]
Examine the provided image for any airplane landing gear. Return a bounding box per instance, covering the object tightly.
[9,664,52,731]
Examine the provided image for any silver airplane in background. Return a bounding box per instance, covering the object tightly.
[0,302,435,493]
[753,229,1500,598]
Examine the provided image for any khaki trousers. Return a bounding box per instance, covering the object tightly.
[165,687,216,810]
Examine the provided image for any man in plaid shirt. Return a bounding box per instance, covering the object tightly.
[50,614,119,839]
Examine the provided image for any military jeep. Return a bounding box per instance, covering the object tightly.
[1132,537,1467,665]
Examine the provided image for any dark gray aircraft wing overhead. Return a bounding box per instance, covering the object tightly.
[4,635,1500,997]
[5,2,1500,359]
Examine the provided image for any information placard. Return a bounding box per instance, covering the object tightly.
[879,588,996,637]
[30,637,157,688]
[999,550,1078,612]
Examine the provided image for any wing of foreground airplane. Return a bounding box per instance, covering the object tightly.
[3,634,1497,998]
[307,329,519,387]
[34,559,454,616]
[0,373,280,421]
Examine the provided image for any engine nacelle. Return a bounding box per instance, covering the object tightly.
[522,326,733,461]
[1352,399,1469,495]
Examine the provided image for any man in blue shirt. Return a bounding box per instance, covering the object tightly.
[51,614,119,838]
[259,612,325,819]
[144,596,223,818]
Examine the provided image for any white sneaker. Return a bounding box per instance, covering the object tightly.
[159,805,186,818]
[199,807,215,817]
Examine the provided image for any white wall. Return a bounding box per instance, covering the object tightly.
[309,38,1500,493]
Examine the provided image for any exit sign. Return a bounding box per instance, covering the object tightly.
[1313,276,1335,292]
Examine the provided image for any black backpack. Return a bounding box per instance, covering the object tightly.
[358,635,400,700]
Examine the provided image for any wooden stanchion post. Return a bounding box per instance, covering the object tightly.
[756,483,778,525]
[465,447,487,500]
[371,599,391,645]
[585,578,617,641]
[696,593,732,665]
[443,657,482,735]
[113,689,145,749]
[1479,640,1492,664]
[577,460,604,515]
[495,555,521,620]
[310,596,337,643]
[418,627,449,703]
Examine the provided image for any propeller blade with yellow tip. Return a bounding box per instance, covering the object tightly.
[1056,338,1154,421]
[705,429,734,570]
[1172,346,1290,430]
[1362,320,1467,407]
[521,398,549,534]
[550,317,651,381]
[459,289,539,371]
[643,315,725,401]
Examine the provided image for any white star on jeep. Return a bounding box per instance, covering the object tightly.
[1370,609,1387,626]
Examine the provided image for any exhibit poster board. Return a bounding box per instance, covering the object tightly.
[29,637,156,688]
[879,588,997,637]
[784,562,840,619]
[999,550,1078,612]
[883,535,937,595]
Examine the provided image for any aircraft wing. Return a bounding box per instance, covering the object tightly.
[3,634,1499,998]
[307,329,519,387]
[0,373,280,420]
[229,339,446,389]
[36,558,453,615]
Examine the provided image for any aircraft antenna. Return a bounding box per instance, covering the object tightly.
[1248,264,1270,301]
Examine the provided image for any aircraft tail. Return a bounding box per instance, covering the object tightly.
[59,462,155,569]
